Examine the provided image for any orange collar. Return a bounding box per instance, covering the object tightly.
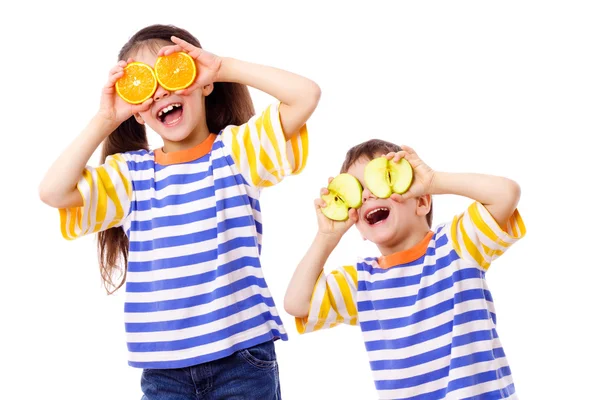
[154,133,216,165]
[378,231,434,269]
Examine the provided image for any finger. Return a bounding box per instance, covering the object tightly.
[126,58,134,64]
[132,98,153,113]
[320,187,329,196]
[347,208,359,224]
[328,176,334,184]
[384,152,395,160]
[118,60,128,68]
[400,145,416,154]
[314,198,327,209]
[392,151,407,163]
[174,82,202,96]
[171,36,196,51]
[106,70,124,88]
[159,44,184,57]
[390,193,404,203]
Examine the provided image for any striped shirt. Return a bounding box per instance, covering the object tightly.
[297,202,526,399]
[59,103,308,369]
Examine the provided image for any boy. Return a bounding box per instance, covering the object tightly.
[284,139,526,399]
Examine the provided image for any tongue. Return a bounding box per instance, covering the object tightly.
[164,108,183,125]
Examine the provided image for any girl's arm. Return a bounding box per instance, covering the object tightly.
[165,37,321,140]
[39,60,152,209]
[218,58,321,139]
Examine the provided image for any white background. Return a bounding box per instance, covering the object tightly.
[1,1,598,399]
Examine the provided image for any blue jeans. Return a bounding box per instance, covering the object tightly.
[140,340,281,400]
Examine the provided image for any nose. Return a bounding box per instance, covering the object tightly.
[154,85,171,101]
[362,187,376,202]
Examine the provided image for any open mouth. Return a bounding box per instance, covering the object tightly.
[365,207,390,225]
[157,103,183,126]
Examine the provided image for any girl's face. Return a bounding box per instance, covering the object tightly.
[132,44,213,149]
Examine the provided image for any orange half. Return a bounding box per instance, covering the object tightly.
[115,62,157,105]
[154,52,197,91]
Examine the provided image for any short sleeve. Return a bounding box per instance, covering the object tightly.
[59,153,133,240]
[220,102,309,188]
[450,201,526,271]
[295,265,359,334]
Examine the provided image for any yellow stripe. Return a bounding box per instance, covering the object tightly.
[241,125,262,186]
[59,208,71,240]
[482,242,504,259]
[230,126,241,166]
[313,290,332,331]
[261,105,284,178]
[109,155,132,198]
[515,210,526,236]
[97,166,123,229]
[467,203,510,248]
[459,217,489,269]
[332,270,358,320]
[93,169,108,232]
[342,265,358,287]
[342,265,359,323]
[256,113,281,182]
[450,215,463,258]
[82,169,94,235]
[295,125,309,173]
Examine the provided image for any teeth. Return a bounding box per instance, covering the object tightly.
[367,208,387,218]
[157,103,181,117]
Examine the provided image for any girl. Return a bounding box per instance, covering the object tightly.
[39,24,320,399]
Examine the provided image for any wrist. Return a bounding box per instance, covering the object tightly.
[90,113,119,138]
[315,231,342,249]
[215,57,236,83]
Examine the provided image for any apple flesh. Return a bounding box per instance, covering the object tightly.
[364,156,413,198]
[321,173,363,221]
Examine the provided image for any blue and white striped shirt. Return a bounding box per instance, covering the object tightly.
[297,202,526,399]
[60,103,308,368]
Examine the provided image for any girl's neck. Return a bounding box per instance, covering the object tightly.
[161,121,211,153]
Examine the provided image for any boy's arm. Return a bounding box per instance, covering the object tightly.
[389,145,525,270]
[284,233,340,317]
[389,145,520,229]
[430,172,521,230]
[284,184,359,326]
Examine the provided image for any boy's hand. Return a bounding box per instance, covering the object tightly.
[314,178,358,241]
[385,145,437,203]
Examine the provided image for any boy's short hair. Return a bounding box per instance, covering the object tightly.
[340,139,433,227]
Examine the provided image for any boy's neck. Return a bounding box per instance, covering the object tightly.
[377,226,432,257]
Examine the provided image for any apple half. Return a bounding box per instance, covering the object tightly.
[321,173,363,221]
[364,156,413,198]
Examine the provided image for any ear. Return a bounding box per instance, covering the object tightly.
[202,83,214,97]
[415,194,432,217]
[134,113,145,125]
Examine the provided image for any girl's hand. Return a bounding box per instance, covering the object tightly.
[158,36,223,96]
[314,178,358,241]
[98,58,153,127]
[386,145,437,203]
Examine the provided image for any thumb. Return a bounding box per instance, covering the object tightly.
[345,208,359,228]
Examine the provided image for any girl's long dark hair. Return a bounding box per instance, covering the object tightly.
[98,24,255,294]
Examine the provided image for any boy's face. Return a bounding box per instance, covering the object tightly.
[346,156,429,250]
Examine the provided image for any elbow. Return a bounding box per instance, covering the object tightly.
[38,182,56,207]
[505,178,521,209]
[283,295,308,318]
[307,81,322,111]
